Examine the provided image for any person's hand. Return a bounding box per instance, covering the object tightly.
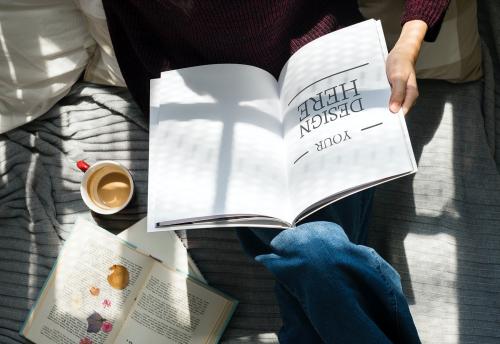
[386,20,428,115]
[386,46,418,115]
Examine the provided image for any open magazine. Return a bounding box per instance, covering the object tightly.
[148,19,417,232]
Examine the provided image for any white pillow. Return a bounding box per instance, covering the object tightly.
[0,0,96,134]
[75,0,126,87]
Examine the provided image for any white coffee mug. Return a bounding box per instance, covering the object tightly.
[79,160,134,215]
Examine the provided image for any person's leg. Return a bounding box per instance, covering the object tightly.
[237,189,374,257]
[237,228,324,343]
[273,281,324,343]
[236,189,420,343]
[300,188,375,244]
[236,189,374,342]
[256,221,420,343]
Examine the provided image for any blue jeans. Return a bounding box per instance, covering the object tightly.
[236,189,420,343]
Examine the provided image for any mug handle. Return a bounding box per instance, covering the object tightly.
[77,160,90,172]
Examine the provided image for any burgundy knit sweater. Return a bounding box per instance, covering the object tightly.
[102,0,450,115]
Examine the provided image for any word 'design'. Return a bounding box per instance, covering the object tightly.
[297,79,364,139]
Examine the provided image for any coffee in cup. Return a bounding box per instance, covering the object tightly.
[79,161,134,215]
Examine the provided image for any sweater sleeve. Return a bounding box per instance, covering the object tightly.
[401,0,451,42]
[102,0,170,116]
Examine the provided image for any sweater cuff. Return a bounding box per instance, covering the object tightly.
[401,0,450,42]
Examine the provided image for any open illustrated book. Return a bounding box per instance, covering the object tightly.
[21,218,236,344]
[148,19,417,232]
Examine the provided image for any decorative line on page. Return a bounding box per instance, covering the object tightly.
[293,151,310,164]
[287,63,370,106]
[361,122,383,131]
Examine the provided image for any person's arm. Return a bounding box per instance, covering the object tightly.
[386,20,427,115]
[386,0,450,115]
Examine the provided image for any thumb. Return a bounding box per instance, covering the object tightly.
[389,76,407,113]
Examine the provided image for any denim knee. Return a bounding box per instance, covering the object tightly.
[256,221,362,277]
[257,221,399,291]
[272,221,352,259]
[293,220,350,248]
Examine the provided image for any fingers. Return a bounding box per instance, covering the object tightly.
[386,47,419,115]
[401,72,418,115]
[388,72,419,115]
[389,73,406,113]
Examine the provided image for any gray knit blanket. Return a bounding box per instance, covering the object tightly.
[2,3,500,343]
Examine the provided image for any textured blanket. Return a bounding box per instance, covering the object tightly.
[2,3,500,344]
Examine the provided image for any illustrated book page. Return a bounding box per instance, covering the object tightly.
[21,219,237,344]
[21,218,154,344]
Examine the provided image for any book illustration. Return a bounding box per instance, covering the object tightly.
[71,292,84,311]
[80,337,92,344]
[86,311,106,333]
[90,286,100,296]
[101,299,112,309]
[107,264,129,290]
[101,321,113,333]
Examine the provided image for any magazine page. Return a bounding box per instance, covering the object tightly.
[114,262,237,344]
[22,219,154,344]
[148,64,291,231]
[278,19,417,220]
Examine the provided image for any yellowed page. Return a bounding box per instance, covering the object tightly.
[114,262,237,344]
[22,219,154,344]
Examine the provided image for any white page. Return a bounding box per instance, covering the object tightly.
[114,262,236,344]
[278,20,417,220]
[148,64,290,231]
[118,218,206,283]
[22,219,154,344]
